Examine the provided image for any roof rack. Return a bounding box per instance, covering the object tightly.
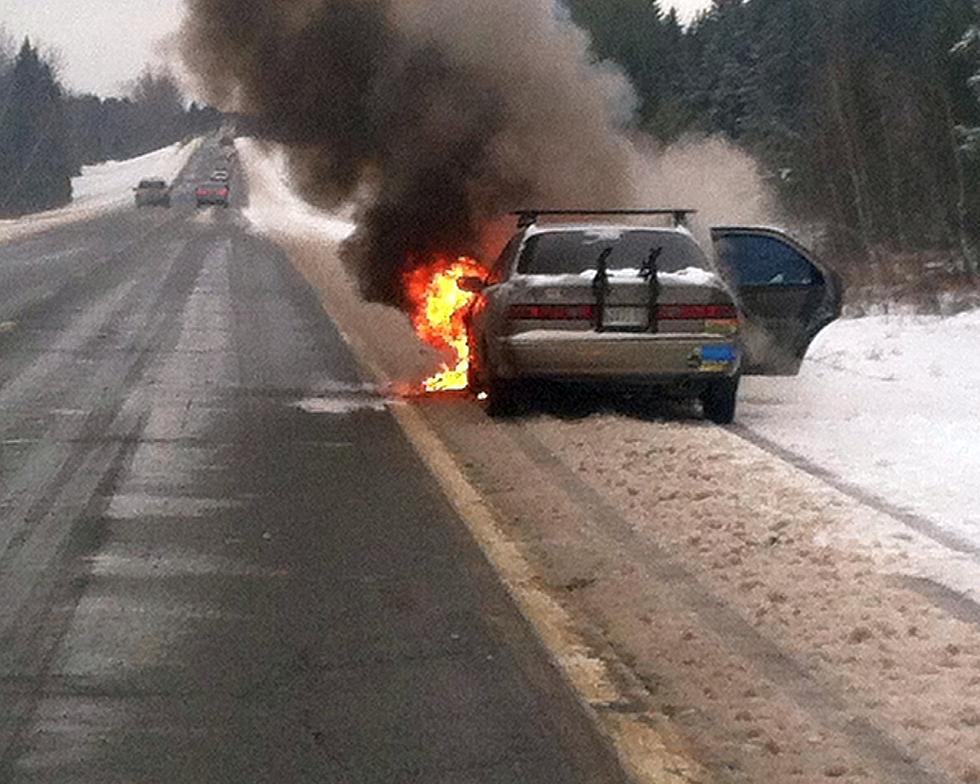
[512,209,697,230]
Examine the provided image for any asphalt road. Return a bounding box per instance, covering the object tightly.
[0,141,628,783]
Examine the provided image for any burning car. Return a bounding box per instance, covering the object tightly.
[458,210,841,423]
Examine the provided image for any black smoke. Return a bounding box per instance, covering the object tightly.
[181,0,639,307]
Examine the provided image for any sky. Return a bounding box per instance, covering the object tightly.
[0,0,185,96]
[0,0,713,97]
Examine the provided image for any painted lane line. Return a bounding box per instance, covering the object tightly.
[312,308,706,784]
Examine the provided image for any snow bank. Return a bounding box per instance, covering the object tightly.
[236,138,355,242]
[741,310,980,552]
[0,138,203,243]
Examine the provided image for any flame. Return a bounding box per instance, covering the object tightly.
[405,255,488,392]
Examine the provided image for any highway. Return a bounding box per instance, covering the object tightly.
[0,140,628,783]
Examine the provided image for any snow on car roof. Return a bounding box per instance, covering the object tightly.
[524,223,693,238]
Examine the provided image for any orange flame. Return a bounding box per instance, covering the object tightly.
[405,255,488,392]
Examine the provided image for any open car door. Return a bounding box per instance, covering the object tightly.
[711,227,842,375]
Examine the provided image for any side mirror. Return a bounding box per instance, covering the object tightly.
[458,276,487,294]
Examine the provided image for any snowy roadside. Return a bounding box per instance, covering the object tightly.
[741,312,980,556]
[0,137,204,244]
[239,141,980,783]
[237,138,355,243]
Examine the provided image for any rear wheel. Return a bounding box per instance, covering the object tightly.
[485,378,524,418]
[701,376,739,425]
[472,340,524,417]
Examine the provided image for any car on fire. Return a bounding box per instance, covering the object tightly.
[462,210,841,423]
[195,180,230,208]
[133,179,172,208]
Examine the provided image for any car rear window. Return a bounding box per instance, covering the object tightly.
[518,230,710,276]
[138,180,166,189]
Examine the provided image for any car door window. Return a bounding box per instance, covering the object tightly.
[717,234,822,287]
[712,228,841,375]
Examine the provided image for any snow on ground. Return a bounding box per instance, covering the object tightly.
[236,138,355,242]
[741,311,980,553]
[0,138,203,243]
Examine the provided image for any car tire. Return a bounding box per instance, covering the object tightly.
[701,376,739,425]
[485,379,524,418]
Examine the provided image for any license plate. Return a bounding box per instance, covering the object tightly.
[603,306,648,329]
[698,344,737,372]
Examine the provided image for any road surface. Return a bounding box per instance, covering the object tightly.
[0,141,629,783]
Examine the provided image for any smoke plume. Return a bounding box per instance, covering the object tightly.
[180,0,645,306]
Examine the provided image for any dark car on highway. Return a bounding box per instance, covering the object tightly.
[134,179,172,208]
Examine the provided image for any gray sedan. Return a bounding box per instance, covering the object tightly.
[463,211,841,423]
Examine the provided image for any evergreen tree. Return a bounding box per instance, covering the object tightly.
[0,39,71,216]
[563,0,671,129]
[565,0,980,271]
[953,0,980,271]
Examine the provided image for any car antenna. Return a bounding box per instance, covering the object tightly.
[641,247,664,334]
[592,248,614,334]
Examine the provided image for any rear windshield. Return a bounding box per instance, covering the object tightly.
[518,229,709,276]
[138,180,166,189]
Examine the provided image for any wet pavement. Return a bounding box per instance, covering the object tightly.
[0,141,627,783]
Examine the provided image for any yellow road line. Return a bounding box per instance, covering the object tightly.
[307,286,706,784]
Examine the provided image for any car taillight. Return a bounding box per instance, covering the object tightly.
[658,304,738,320]
[508,304,595,321]
[219,188,229,197]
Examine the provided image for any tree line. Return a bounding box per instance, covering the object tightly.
[0,36,221,218]
[566,0,980,277]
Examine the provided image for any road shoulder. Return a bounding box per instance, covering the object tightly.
[267,225,980,784]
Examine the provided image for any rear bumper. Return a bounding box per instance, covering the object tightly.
[493,330,741,383]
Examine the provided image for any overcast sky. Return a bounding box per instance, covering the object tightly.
[0,0,712,97]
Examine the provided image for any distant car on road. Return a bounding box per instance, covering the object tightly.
[463,210,841,423]
[134,179,171,208]
[195,181,230,208]
[210,170,229,182]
